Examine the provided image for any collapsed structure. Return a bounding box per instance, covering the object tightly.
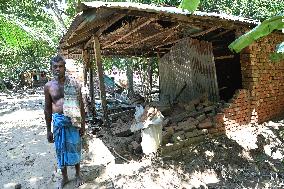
[59,1,284,157]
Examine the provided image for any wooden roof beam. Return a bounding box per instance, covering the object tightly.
[214,55,235,60]
[209,29,232,40]
[154,37,182,49]
[125,24,180,49]
[73,9,114,35]
[102,17,157,49]
[84,14,126,49]
[67,29,95,46]
[190,26,221,37]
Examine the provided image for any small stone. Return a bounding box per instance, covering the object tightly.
[196,114,206,122]
[15,183,21,189]
[197,119,213,129]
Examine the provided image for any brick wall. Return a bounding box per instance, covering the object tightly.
[218,33,284,126]
[241,33,284,123]
[214,33,284,130]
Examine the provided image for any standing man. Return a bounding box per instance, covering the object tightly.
[44,55,85,188]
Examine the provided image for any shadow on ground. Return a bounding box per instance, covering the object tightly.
[83,120,284,188]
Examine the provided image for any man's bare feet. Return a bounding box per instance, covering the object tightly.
[75,174,84,187]
[57,177,69,189]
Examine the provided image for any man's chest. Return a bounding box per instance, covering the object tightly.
[49,84,64,101]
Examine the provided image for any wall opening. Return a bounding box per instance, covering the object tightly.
[212,31,242,102]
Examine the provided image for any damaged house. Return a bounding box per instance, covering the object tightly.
[59,2,284,157]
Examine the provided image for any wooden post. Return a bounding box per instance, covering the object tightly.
[88,51,95,117]
[82,49,89,87]
[126,60,134,97]
[157,53,161,102]
[82,49,94,117]
[147,58,153,102]
[93,36,108,123]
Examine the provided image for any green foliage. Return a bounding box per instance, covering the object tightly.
[229,14,283,61]
[0,0,57,89]
[199,0,284,21]
[270,41,284,62]
[229,15,284,53]
[179,0,200,13]
[0,16,33,50]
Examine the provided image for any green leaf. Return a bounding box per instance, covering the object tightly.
[179,0,200,13]
[229,14,284,53]
[276,42,284,54]
[269,42,284,61]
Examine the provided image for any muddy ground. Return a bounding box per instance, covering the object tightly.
[1,89,284,189]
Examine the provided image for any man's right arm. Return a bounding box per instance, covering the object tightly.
[44,83,53,143]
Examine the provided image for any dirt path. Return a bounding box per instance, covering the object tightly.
[1,90,284,189]
[0,91,57,188]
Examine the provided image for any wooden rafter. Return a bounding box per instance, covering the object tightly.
[102,17,157,49]
[161,28,179,43]
[84,36,95,50]
[210,29,232,39]
[214,55,235,60]
[67,29,95,45]
[73,9,113,35]
[84,14,126,49]
[154,37,182,49]
[125,24,180,49]
[190,26,221,37]
[96,14,126,36]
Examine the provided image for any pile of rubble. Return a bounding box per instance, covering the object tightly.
[159,98,226,159]
[94,94,228,161]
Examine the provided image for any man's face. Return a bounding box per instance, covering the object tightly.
[52,61,65,80]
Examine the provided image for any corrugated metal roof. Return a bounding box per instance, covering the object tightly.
[79,1,260,25]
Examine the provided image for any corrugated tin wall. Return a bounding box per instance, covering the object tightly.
[159,38,219,103]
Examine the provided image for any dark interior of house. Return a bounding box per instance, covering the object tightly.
[211,31,243,101]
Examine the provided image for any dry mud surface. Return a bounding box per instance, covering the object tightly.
[1,90,284,189]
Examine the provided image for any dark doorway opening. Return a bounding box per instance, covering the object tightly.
[211,31,242,101]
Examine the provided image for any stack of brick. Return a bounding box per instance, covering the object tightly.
[160,100,226,159]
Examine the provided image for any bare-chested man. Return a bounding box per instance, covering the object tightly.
[44,55,85,188]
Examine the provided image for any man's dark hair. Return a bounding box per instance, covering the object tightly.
[50,55,66,66]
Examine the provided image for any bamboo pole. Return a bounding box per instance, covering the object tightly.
[93,36,108,123]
